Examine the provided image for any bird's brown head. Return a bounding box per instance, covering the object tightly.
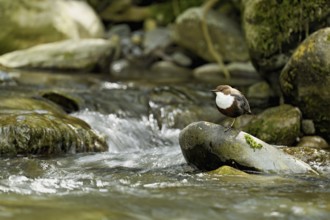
[211,85,232,94]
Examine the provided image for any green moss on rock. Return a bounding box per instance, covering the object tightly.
[245,134,263,150]
[0,97,107,156]
[243,104,301,145]
[243,0,330,57]
[280,28,330,142]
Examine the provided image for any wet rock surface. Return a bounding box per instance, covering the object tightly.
[280,28,330,142]
[243,104,301,146]
[179,121,315,174]
[0,97,107,156]
[282,146,330,172]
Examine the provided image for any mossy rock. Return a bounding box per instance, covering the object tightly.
[208,165,249,176]
[243,104,301,145]
[179,121,315,174]
[242,0,330,74]
[280,28,330,142]
[0,97,107,156]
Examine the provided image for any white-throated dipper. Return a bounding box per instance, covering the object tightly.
[212,85,251,131]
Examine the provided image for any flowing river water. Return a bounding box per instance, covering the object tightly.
[0,110,330,220]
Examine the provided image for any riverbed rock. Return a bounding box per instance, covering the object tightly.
[208,165,249,176]
[280,28,330,142]
[0,39,114,71]
[173,7,249,63]
[296,136,329,149]
[282,146,330,173]
[0,0,104,55]
[193,62,262,86]
[179,121,315,174]
[242,0,330,76]
[0,97,107,156]
[243,105,301,146]
[246,81,276,109]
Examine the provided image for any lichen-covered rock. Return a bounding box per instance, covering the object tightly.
[243,105,301,145]
[280,28,330,142]
[242,0,330,74]
[0,0,104,55]
[0,39,113,71]
[0,97,107,156]
[173,7,249,63]
[179,121,315,174]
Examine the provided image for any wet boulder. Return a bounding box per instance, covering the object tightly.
[173,7,249,63]
[0,0,104,55]
[280,28,330,142]
[179,121,315,174]
[0,97,107,156]
[243,105,301,146]
[0,39,114,71]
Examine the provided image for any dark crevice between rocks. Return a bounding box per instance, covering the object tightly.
[41,92,79,113]
[223,159,260,174]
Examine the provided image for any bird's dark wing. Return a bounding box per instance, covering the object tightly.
[232,94,251,114]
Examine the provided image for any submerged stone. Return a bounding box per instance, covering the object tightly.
[179,121,316,174]
[208,165,249,176]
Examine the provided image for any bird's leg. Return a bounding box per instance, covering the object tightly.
[225,118,236,132]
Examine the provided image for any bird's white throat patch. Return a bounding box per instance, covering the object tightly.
[215,92,234,109]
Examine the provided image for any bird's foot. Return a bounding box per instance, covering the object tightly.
[224,126,232,132]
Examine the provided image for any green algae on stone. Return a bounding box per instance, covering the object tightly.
[245,134,263,150]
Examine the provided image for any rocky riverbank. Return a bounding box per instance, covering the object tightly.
[0,0,329,174]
